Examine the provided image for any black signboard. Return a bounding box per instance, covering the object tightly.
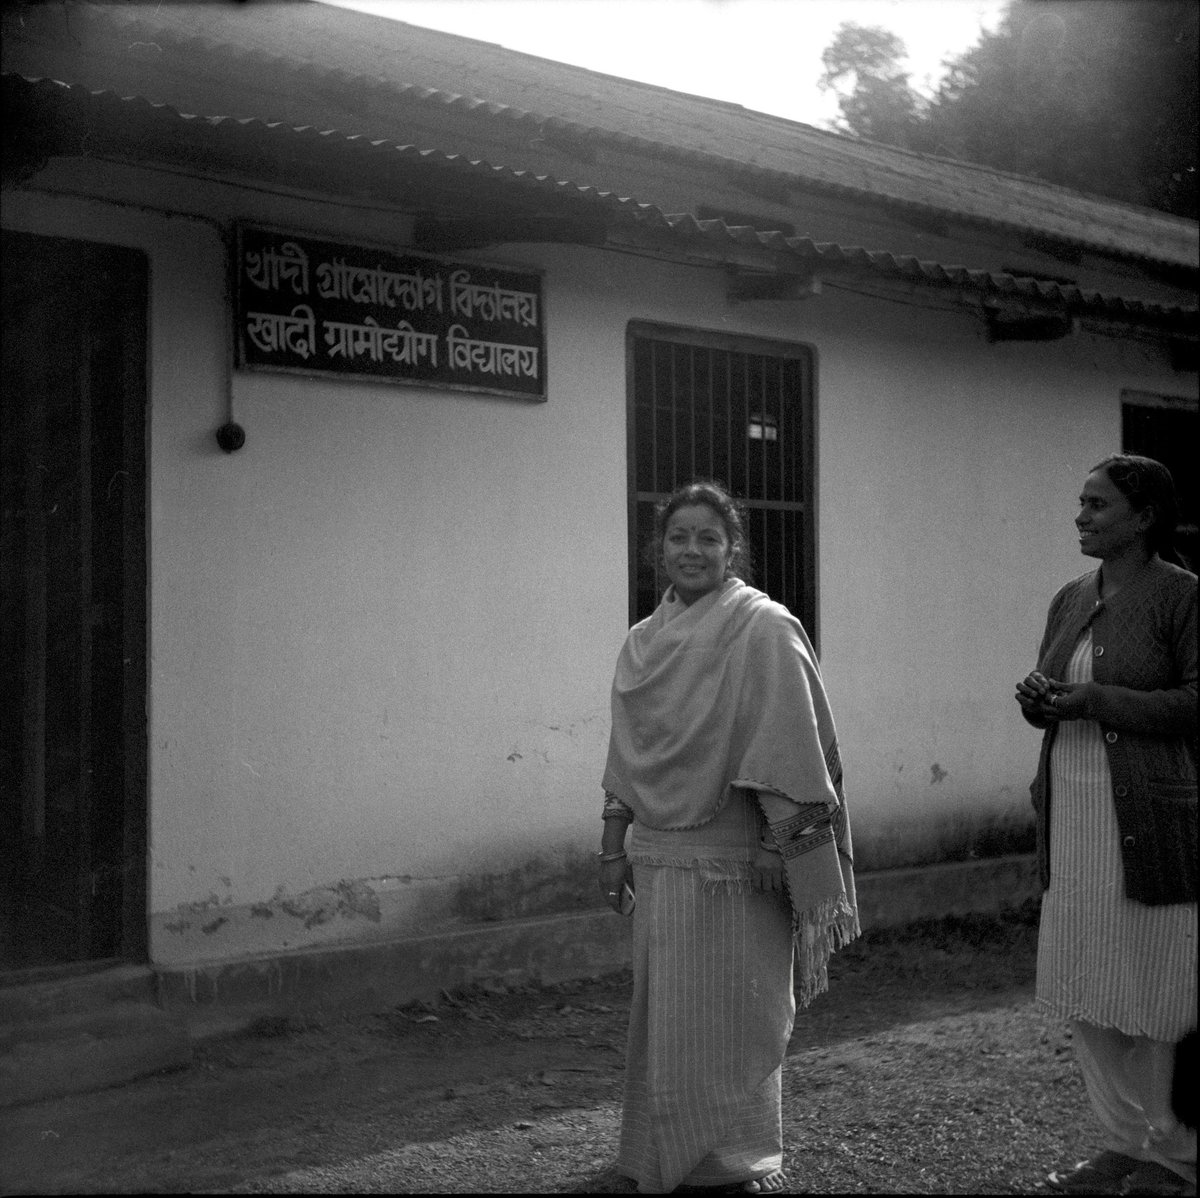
[234,226,545,399]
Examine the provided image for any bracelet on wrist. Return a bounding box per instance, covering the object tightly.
[597,850,627,863]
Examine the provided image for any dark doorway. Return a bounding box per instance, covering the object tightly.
[1,229,148,972]
[1122,389,1199,573]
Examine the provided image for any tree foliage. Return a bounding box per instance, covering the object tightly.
[818,0,1198,219]
[819,23,925,147]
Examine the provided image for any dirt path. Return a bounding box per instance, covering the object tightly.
[1,908,1098,1195]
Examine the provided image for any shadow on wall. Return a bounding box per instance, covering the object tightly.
[451,807,1036,924]
[853,807,1036,874]
[454,853,599,925]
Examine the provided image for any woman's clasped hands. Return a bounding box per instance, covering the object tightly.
[1015,670,1087,720]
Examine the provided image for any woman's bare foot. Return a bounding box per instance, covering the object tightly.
[743,1170,786,1193]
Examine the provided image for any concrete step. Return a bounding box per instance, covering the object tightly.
[0,963,159,1024]
[0,966,192,1108]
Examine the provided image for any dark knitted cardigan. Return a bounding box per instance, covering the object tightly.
[1024,556,1197,906]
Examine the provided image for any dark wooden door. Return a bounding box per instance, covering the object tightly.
[1,229,148,969]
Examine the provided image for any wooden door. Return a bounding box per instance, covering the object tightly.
[1,229,148,969]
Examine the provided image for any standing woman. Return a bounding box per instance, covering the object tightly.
[599,481,859,1195]
[1016,455,1197,1196]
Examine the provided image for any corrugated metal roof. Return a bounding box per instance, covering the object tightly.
[3,0,1196,271]
[6,74,1193,337]
[655,215,1195,326]
[2,74,658,219]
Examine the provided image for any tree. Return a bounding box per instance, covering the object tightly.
[819,1,1198,219]
[819,23,928,149]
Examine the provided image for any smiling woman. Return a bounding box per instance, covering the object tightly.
[1075,467,1158,570]
[1076,456,1186,579]
[658,486,747,606]
[597,479,859,1193]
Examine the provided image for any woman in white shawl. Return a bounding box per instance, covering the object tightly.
[599,481,859,1195]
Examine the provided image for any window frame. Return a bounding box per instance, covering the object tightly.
[624,320,818,641]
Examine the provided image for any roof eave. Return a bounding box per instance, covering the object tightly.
[4,75,1195,344]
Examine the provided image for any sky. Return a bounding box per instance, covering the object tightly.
[321,0,1009,129]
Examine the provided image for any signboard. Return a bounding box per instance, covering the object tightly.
[234,225,545,399]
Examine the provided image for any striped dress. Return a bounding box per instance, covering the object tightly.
[1036,630,1198,1040]
[618,790,795,1194]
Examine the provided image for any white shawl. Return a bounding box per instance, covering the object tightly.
[602,578,860,1003]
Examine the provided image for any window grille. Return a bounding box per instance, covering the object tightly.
[626,323,816,637]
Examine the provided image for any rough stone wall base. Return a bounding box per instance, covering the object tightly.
[159,853,1040,1040]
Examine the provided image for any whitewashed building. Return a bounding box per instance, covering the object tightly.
[2,1,1195,1054]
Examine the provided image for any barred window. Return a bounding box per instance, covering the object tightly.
[626,322,816,637]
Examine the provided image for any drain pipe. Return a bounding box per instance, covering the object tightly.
[215,222,245,453]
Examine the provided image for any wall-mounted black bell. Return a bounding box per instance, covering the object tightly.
[216,422,246,453]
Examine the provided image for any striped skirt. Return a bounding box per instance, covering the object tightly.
[617,862,795,1194]
[1036,630,1197,1041]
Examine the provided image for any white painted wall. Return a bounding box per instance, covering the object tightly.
[813,300,1175,858]
[5,169,1190,967]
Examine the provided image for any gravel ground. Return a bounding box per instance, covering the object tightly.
[1,902,1103,1195]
